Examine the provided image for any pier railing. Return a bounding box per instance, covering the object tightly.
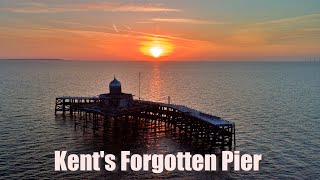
[55,96,99,115]
[55,97,235,151]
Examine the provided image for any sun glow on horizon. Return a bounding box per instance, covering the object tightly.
[140,37,174,59]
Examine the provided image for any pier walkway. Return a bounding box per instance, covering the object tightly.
[55,96,235,152]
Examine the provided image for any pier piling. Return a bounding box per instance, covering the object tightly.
[55,96,235,152]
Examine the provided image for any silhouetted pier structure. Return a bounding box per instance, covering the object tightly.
[55,77,235,152]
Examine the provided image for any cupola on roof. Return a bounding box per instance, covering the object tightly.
[109,76,122,94]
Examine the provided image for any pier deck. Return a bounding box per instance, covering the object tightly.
[55,96,235,152]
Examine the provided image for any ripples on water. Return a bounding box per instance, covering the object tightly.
[0,60,319,179]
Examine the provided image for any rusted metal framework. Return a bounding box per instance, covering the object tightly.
[55,97,235,152]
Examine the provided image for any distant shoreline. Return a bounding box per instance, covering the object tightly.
[0,59,65,61]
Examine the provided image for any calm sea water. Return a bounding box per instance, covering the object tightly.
[0,60,319,179]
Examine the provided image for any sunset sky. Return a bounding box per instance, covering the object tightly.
[0,0,320,61]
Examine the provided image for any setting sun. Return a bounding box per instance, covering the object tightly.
[140,37,175,59]
[149,46,163,58]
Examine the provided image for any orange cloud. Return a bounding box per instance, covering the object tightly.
[1,2,181,13]
[150,18,224,24]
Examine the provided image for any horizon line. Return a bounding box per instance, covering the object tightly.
[1,58,320,63]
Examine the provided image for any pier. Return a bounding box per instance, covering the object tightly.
[55,77,235,152]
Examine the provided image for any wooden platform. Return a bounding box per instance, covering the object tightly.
[55,97,236,152]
